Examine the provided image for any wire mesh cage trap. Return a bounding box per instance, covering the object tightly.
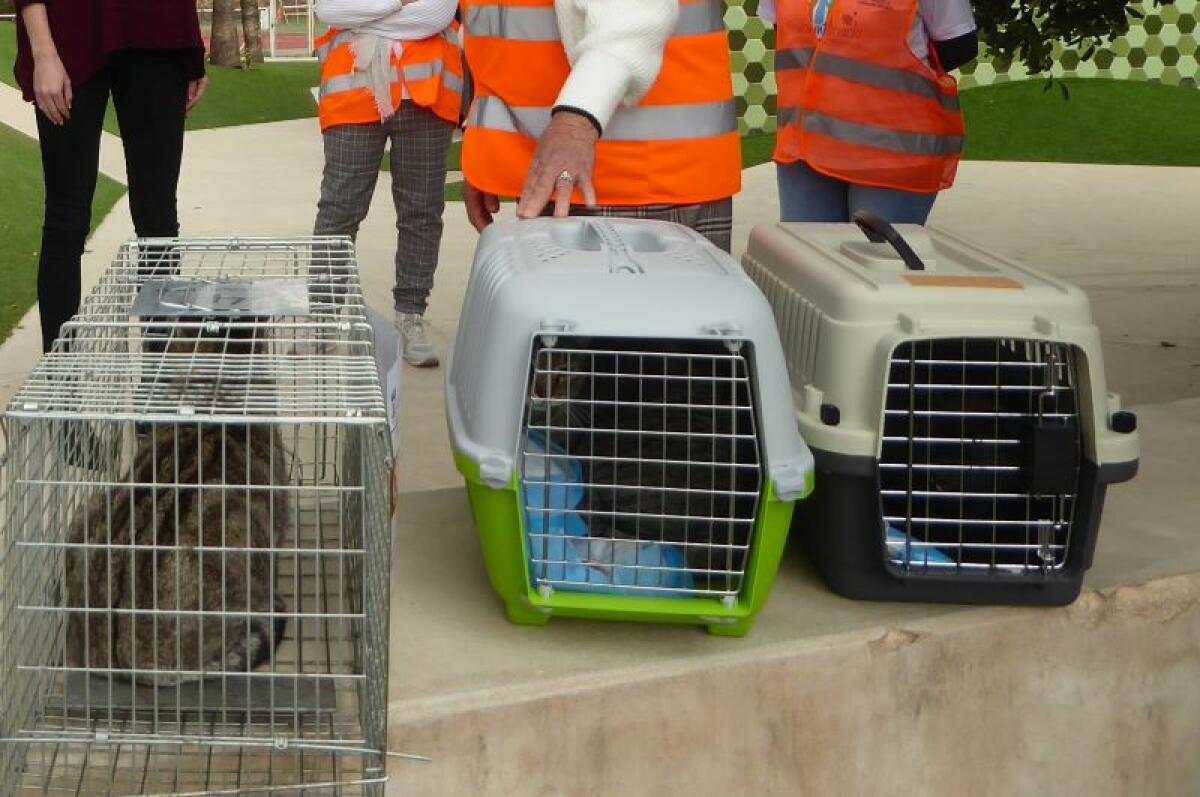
[446,218,814,636]
[69,237,374,357]
[0,238,395,796]
[742,215,1141,605]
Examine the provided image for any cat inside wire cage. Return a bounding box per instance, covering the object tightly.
[1,308,392,795]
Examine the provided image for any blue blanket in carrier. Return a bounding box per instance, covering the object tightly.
[522,433,695,597]
[886,526,955,569]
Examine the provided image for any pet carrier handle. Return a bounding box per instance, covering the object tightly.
[852,211,927,272]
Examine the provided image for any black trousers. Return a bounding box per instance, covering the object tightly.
[36,49,188,352]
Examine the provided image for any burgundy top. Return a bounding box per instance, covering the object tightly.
[13,0,206,103]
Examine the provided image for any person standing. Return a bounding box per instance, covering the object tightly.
[312,0,461,367]
[460,0,742,253]
[13,0,208,352]
[761,0,978,224]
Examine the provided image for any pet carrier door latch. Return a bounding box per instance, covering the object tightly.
[539,319,577,348]
[1023,420,1081,495]
[700,323,745,352]
[771,462,813,501]
[479,453,513,489]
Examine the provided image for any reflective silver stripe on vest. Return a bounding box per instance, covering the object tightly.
[812,53,960,112]
[804,111,963,157]
[316,30,358,64]
[404,61,464,94]
[320,68,401,99]
[404,62,440,82]
[465,1,723,41]
[777,106,802,128]
[321,59,460,99]
[775,47,814,71]
[320,28,461,63]
[469,95,737,142]
[465,6,558,41]
[442,70,464,95]
[674,1,725,37]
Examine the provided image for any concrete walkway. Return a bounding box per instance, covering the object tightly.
[2,103,1199,794]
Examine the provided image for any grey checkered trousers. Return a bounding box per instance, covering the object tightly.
[314,100,454,315]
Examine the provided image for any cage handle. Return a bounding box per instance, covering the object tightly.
[852,210,927,272]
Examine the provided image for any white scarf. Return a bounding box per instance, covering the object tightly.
[350,33,403,121]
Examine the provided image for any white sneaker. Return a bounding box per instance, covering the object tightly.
[395,312,439,367]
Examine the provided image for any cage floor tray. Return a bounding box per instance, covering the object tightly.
[61,672,338,716]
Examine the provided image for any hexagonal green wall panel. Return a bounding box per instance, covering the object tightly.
[725,0,1200,134]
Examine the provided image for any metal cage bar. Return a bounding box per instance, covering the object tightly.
[66,238,375,359]
[879,338,1083,577]
[519,337,764,600]
[1,240,392,796]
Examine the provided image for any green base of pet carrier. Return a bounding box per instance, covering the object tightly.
[454,451,807,638]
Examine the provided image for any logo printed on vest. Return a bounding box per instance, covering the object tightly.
[827,11,863,42]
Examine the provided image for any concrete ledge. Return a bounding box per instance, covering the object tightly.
[384,399,1200,795]
[389,573,1200,795]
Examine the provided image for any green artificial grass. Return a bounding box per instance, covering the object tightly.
[0,122,124,343]
[960,77,1200,166]
[741,131,776,170]
[1,21,318,133]
[179,61,319,131]
[0,21,16,89]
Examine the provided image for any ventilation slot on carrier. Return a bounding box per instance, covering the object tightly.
[880,338,1083,576]
[520,337,763,600]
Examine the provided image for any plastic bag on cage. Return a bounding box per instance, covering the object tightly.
[522,433,695,597]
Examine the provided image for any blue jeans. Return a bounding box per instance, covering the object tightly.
[776,161,938,224]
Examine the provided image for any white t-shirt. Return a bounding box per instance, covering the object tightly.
[758,0,976,63]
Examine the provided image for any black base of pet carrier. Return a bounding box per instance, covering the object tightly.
[795,450,1139,606]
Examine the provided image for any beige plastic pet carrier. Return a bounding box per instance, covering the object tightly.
[742,213,1140,605]
[0,238,398,795]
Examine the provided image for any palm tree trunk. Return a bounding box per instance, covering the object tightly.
[209,0,242,67]
[241,0,265,64]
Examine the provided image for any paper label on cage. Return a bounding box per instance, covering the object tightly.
[132,278,313,317]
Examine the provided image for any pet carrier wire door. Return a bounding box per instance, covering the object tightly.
[0,240,394,796]
[742,214,1141,606]
[446,218,814,636]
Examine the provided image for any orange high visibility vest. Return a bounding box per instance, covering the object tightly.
[460,0,741,207]
[773,0,964,193]
[316,24,464,131]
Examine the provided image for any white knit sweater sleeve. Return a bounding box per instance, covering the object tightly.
[553,0,679,131]
[314,0,456,40]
